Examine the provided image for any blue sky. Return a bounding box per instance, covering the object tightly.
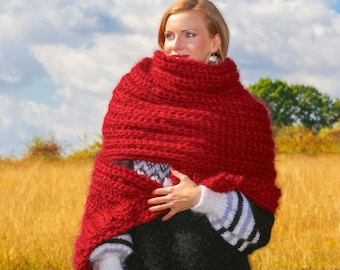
[331,0,340,12]
[1,0,340,157]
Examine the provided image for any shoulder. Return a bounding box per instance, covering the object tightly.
[110,55,154,99]
[129,56,153,76]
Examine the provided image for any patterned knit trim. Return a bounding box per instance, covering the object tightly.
[133,160,171,184]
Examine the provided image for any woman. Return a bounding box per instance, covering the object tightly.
[74,0,281,269]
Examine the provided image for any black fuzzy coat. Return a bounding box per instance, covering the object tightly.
[125,210,266,270]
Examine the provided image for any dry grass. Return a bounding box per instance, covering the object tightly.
[1,155,339,269]
[0,158,92,269]
[250,155,340,270]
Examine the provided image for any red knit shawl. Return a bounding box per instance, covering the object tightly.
[74,51,281,270]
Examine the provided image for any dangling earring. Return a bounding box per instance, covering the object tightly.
[208,53,219,64]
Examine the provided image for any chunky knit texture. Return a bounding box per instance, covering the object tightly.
[74,51,281,270]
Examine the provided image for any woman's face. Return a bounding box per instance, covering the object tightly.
[163,10,220,63]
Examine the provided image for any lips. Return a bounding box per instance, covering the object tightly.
[171,54,189,59]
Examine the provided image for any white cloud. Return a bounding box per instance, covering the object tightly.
[0,72,22,83]
[30,33,155,97]
[0,94,13,129]
[222,0,340,96]
[109,0,165,34]
[20,32,156,154]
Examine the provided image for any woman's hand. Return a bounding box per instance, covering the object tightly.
[148,169,202,221]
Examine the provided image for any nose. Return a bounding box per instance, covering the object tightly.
[173,36,183,52]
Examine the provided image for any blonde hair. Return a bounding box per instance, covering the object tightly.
[158,0,230,61]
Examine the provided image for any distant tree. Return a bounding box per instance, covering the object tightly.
[25,134,62,159]
[291,84,338,131]
[249,78,339,131]
[69,135,102,159]
[334,98,340,120]
[248,78,298,127]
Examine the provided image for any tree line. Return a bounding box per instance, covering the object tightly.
[249,78,340,132]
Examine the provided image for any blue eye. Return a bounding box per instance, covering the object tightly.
[165,33,174,40]
[186,32,196,38]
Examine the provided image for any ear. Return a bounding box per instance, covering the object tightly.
[211,33,222,53]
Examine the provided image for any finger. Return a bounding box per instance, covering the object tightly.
[148,196,169,205]
[171,169,188,181]
[148,203,171,212]
[161,210,176,221]
[152,187,172,195]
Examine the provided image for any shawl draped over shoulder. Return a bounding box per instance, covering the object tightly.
[74,51,281,270]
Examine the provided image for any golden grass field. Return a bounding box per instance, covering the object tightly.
[1,155,339,270]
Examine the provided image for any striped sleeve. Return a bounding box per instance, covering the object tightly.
[191,186,274,253]
[89,233,133,269]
